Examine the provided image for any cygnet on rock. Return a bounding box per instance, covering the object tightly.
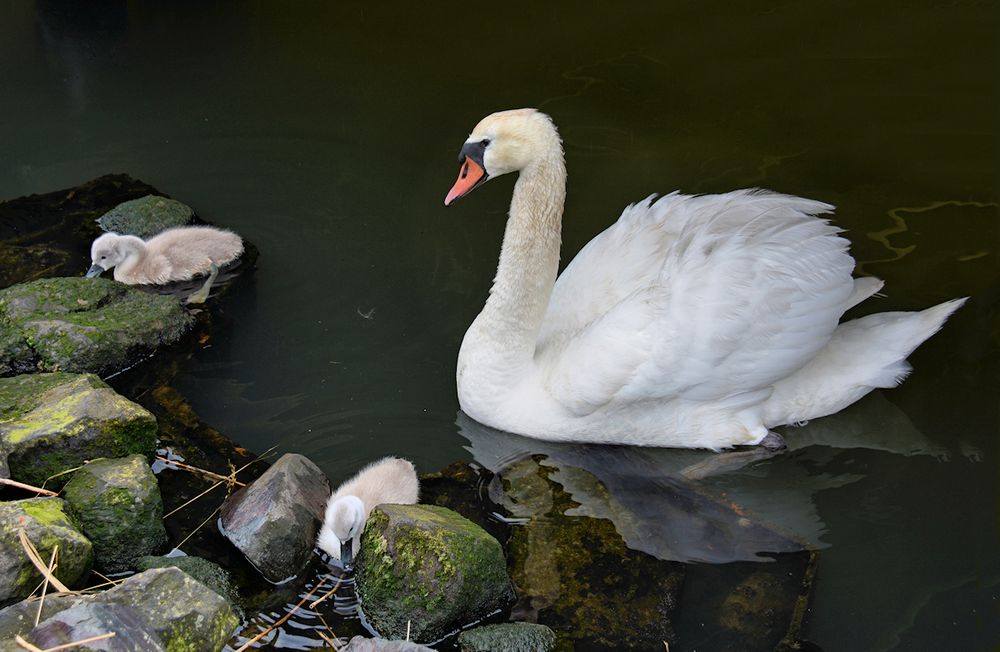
[317,457,419,565]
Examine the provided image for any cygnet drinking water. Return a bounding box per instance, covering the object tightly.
[86,226,243,285]
[317,457,420,565]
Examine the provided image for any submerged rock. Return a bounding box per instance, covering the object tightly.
[342,636,437,652]
[218,453,330,583]
[0,373,157,488]
[355,504,515,643]
[135,554,241,614]
[96,195,194,239]
[63,455,166,572]
[458,622,557,652]
[0,277,194,377]
[0,498,93,607]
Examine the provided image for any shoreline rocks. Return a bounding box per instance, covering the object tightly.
[96,195,194,238]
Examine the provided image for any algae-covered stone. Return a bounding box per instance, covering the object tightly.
[0,498,93,607]
[23,602,167,651]
[96,195,194,238]
[0,373,157,488]
[356,504,515,643]
[63,455,166,572]
[0,277,194,377]
[342,636,437,651]
[135,555,240,614]
[458,622,557,652]
[0,594,78,645]
[90,567,238,651]
[218,453,330,583]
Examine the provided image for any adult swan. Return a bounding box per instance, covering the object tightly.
[444,108,963,450]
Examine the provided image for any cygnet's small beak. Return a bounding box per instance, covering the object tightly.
[445,154,489,206]
[85,264,105,278]
[340,538,354,566]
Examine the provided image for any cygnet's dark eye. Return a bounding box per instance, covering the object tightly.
[481,138,491,146]
[100,256,107,260]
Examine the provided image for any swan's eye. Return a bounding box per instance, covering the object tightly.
[100,256,107,260]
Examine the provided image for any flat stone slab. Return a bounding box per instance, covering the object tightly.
[0,373,157,488]
[219,453,330,583]
[0,277,194,377]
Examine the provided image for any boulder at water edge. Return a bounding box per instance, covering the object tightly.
[0,498,93,607]
[0,277,194,377]
[96,195,194,238]
[342,637,437,652]
[0,373,157,488]
[219,453,330,583]
[135,554,241,614]
[355,504,516,643]
[457,622,557,652]
[63,455,167,572]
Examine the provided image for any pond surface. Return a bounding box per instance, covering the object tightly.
[1,1,997,649]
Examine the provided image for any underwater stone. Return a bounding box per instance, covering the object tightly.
[0,498,93,607]
[0,277,194,377]
[341,636,437,651]
[63,455,167,573]
[23,602,167,651]
[89,567,238,651]
[135,554,241,615]
[457,622,557,652]
[355,504,515,643]
[218,453,330,583]
[0,373,157,488]
[96,195,194,239]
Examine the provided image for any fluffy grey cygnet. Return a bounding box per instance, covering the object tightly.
[86,226,243,285]
[317,457,419,564]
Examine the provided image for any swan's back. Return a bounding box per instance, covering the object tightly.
[332,457,420,514]
[148,226,243,280]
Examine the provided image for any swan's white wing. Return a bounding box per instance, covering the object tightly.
[538,190,856,416]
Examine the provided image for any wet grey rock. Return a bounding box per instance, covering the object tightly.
[356,504,515,643]
[0,594,78,645]
[89,567,238,650]
[135,554,240,614]
[24,602,166,651]
[457,622,557,652]
[0,498,93,607]
[218,453,330,583]
[63,455,166,572]
[0,373,157,488]
[0,277,194,378]
[342,636,437,652]
[96,195,194,239]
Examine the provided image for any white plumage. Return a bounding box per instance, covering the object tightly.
[445,108,964,449]
[316,457,419,562]
[87,226,243,285]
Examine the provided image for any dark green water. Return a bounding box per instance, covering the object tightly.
[1,1,997,649]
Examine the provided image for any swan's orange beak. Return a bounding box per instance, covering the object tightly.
[445,156,488,206]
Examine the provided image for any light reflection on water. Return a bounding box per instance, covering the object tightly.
[1,1,997,649]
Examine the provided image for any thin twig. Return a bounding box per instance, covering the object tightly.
[308,575,344,609]
[16,632,116,652]
[155,457,246,487]
[163,480,226,519]
[317,629,340,650]
[0,478,58,496]
[174,506,222,551]
[40,464,86,491]
[13,635,43,652]
[17,530,69,593]
[90,570,122,588]
[34,546,58,626]
[234,576,331,652]
[316,614,339,649]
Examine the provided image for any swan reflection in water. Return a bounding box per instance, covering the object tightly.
[456,390,949,564]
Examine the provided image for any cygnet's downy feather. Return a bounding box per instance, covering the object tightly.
[87,226,243,285]
[317,457,419,562]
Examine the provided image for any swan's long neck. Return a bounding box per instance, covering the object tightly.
[464,146,566,382]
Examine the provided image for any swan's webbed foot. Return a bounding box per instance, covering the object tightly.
[185,263,219,305]
[759,431,786,451]
[680,447,782,481]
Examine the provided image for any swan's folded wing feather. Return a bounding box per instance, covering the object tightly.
[539,190,856,416]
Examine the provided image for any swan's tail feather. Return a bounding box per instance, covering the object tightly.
[845,276,885,311]
[763,297,966,426]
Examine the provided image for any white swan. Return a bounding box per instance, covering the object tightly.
[444,108,965,450]
[86,226,243,285]
[317,457,419,564]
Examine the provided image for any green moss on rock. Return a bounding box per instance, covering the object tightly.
[356,504,515,643]
[62,455,166,572]
[96,195,194,238]
[458,622,557,652]
[135,555,241,615]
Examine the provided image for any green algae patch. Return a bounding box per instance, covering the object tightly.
[135,555,242,616]
[0,277,194,377]
[97,195,194,238]
[0,373,157,488]
[356,504,514,643]
[63,455,167,573]
[458,622,557,652]
[0,497,93,607]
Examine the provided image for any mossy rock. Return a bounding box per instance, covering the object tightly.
[458,622,557,652]
[135,555,241,616]
[96,195,194,238]
[63,455,166,573]
[21,602,167,651]
[356,504,515,643]
[0,277,194,377]
[0,498,93,607]
[0,594,78,645]
[0,373,157,488]
[90,567,239,652]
